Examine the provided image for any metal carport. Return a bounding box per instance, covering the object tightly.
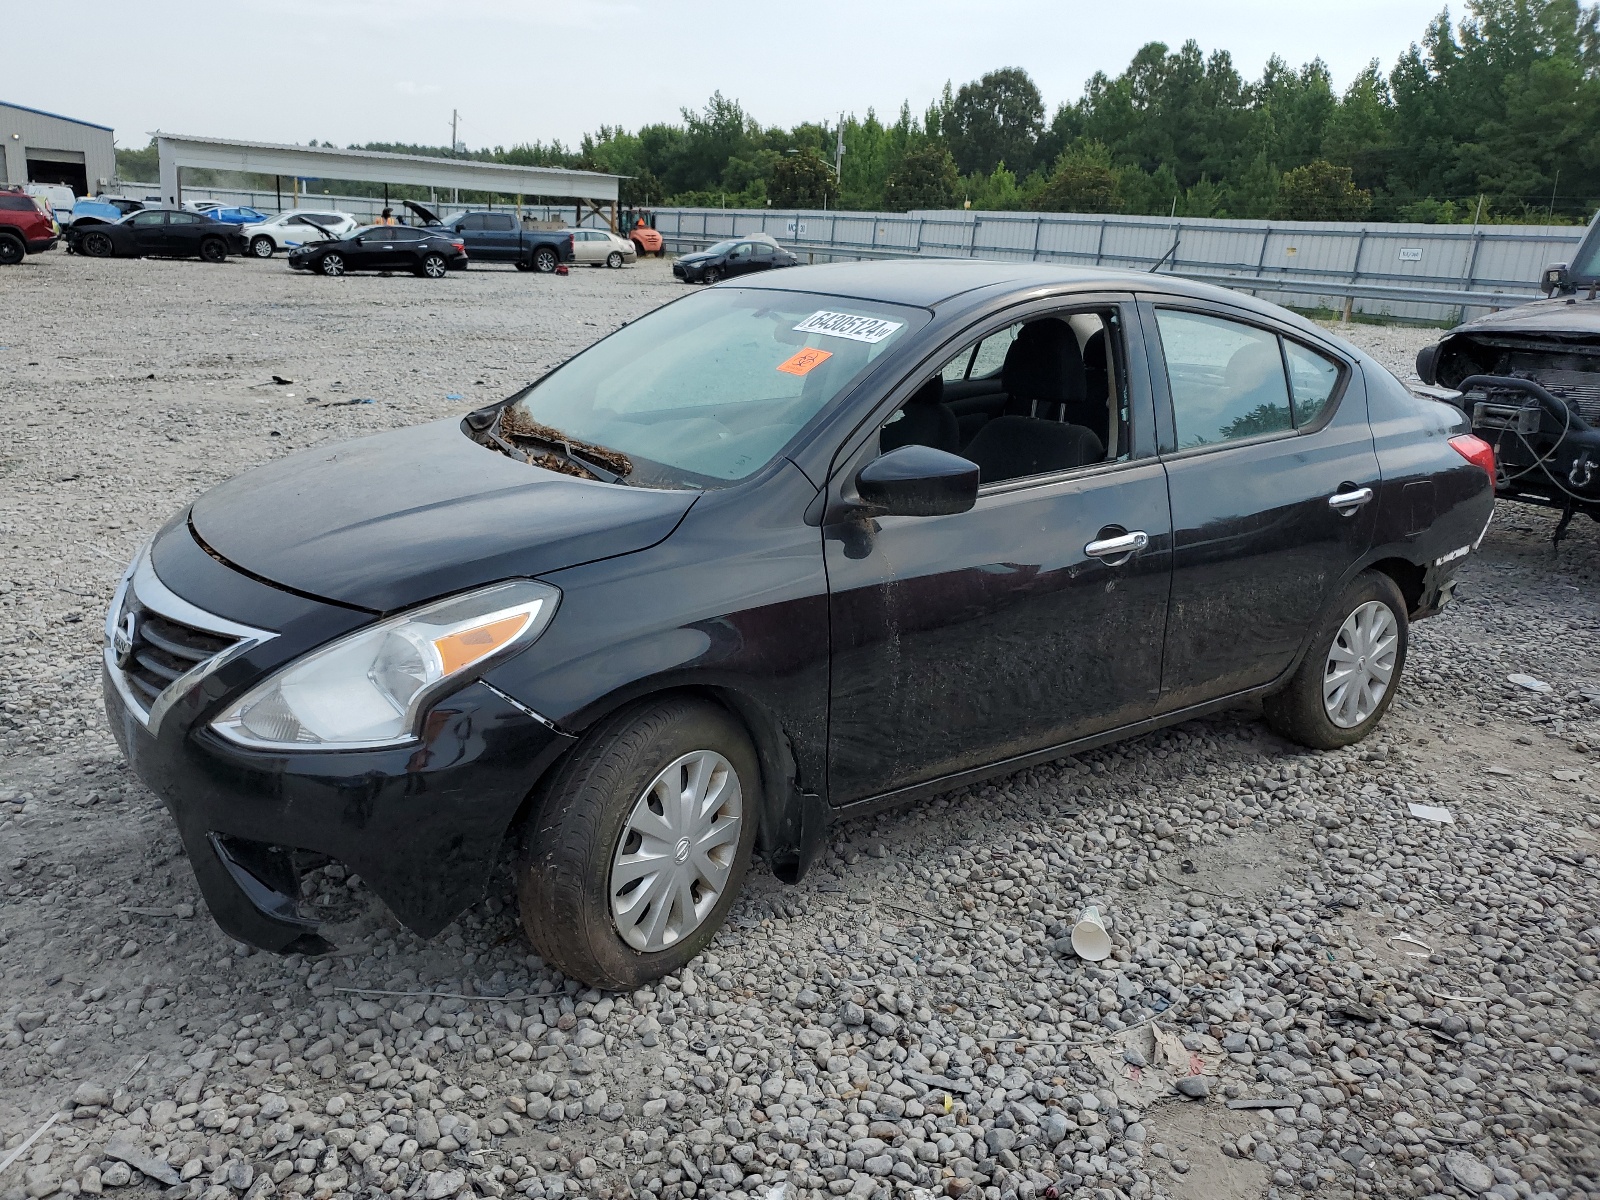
[155,134,622,226]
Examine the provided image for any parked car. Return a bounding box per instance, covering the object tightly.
[241,210,357,257]
[186,200,223,213]
[1413,208,1600,539]
[66,208,248,262]
[628,219,664,257]
[95,195,152,217]
[408,204,576,272]
[672,233,798,283]
[203,206,270,226]
[0,188,58,264]
[566,227,636,268]
[103,261,1494,987]
[287,224,467,276]
[24,182,77,224]
[66,199,126,226]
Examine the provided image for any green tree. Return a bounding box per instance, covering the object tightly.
[1275,160,1373,220]
[943,67,1046,177]
[883,145,959,211]
[1033,141,1122,213]
[770,148,835,208]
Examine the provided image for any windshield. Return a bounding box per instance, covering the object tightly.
[1572,212,1600,284]
[700,239,739,255]
[502,288,925,488]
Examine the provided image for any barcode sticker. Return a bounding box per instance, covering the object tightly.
[793,311,904,344]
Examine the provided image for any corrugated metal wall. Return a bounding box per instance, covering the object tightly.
[0,104,116,193]
[652,207,1590,322]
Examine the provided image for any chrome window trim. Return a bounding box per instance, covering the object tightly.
[104,543,278,734]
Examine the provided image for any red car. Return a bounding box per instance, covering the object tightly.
[0,188,58,264]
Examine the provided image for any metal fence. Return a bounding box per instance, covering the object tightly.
[650,207,1589,323]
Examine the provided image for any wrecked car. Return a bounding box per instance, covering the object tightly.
[1415,208,1600,539]
[105,260,1494,989]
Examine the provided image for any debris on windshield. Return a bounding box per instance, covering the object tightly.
[495,407,632,482]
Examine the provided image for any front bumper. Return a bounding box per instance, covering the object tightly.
[103,535,575,953]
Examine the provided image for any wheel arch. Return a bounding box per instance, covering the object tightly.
[1365,555,1427,616]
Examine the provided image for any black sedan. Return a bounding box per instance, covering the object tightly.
[287,225,468,277]
[103,261,1494,988]
[68,208,248,262]
[672,233,798,283]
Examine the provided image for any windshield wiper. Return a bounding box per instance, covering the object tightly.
[491,409,633,483]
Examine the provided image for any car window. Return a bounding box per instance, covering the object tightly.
[1156,310,1293,449]
[358,228,392,242]
[487,214,517,231]
[1570,219,1600,283]
[169,212,200,224]
[392,228,425,241]
[128,211,166,226]
[941,324,1020,382]
[507,289,925,488]
[458,214,486,231]
[729,242,754,257]
[1284,340,1341,426]
[0,196,33,211]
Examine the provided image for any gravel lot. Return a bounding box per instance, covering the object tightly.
[2,251,1598,1200]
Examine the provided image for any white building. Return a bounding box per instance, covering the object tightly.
[1,101,116,196]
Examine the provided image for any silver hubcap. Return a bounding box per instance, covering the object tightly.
[253,239,272,257]
[323,256,342,275]
[425,258,444,276]
[1324,600,1398,728]
[610,750,742,953]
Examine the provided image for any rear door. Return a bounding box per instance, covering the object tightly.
[1144,300,1381,709]
[166,211,204,255]
[480,213,519,261]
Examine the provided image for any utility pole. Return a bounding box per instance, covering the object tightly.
[1548,168,1560,225]
[832,113,845,210]
[451,109,461,206]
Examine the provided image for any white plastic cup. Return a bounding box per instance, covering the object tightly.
[1071,906,1112,961]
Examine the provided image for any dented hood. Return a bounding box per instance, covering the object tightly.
[190,420,696,612]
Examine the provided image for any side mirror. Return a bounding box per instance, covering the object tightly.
[1541,262,1570,296]
[1414,343,1440,386]
[855,445,979,517]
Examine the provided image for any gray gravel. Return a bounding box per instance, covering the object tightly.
[2,253,1599,1200]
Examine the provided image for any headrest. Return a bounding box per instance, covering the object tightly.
[906,376,944,406]
[1224,340,1285,395]
[1082,328,1107,370]
[1002,319,1086,406]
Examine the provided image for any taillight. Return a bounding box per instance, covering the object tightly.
[453,240,465,252]
[1449,433,1496,487]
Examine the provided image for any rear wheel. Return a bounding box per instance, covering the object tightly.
[250,236,275,258]
[533,246,558,273]
[0,233,23,266]
[606,250,623,268]
[319,253,345,276]
[199,238,227,263]
[516,696,759,989]
[420,253,448,278]
[81,231,114,258]
[1263,570,1409,750]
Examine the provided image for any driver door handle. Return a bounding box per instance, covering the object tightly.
[1085,530,1149,560]
[1328,487,1374,512]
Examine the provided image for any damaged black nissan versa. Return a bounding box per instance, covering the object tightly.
[1415,208,1600,541]
[105,260,1495,989]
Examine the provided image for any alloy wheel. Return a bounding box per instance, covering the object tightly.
[83,233,113,258]
[703,267,720,284]
[535,248,557,273]
[607,251,623,268]
[422,254,446,278]
[251,237,274,258]
[320,254,344,276]
[609,750,743,953]
[1323,600,1398,728]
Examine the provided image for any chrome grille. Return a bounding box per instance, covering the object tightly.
[106,545,276,730]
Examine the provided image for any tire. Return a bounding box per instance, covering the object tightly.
[199,238,227,263]
[1263,570,1409,750]
[0,233,23,266]
[250,236,275,258]
[702,266,721,285]
[318,253,345,277]
[606,251,623,268]
[533,246,558,273]
[420,253,447,278]
[81,231,114,258]
[516,696,760,989]
[515,260,531,272]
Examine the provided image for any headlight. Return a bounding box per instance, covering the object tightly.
[210,579,559,750]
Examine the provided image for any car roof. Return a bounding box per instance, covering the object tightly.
[732,258,1334,326]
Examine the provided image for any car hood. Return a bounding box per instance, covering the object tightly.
[678,252,715,265]
[188,419,698,612]
[1445,295,1600,339]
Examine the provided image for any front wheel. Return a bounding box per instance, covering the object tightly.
[702,266,721,285]
[318,253,345,276]
[199,238,227,263]
[1263,570,1409,750]
[532,246,558,273]
[516,696,759,989]
[250,236,275,258]
[606,250,623,268]
[81,231,114,258]
[419,253,447,278]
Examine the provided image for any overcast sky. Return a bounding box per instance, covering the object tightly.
[17,0,1452,151]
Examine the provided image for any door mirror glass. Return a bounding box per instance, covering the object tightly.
[856,445,979,517]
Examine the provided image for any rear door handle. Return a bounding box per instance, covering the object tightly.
[1085,530,1149,560]
[1328,487,1374,512]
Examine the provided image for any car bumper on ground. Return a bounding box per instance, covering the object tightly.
[26,235,57,254]
[101,538,574,954]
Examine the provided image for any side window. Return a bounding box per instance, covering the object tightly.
[1284,340,1341,426]
[939,325,1020,382]
[459,214,486,231]
[1155,310,1292,449]
[169,212,199,224]
[129,211,166,226]
[488,214,517,231]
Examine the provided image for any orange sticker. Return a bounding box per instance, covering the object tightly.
[777,347,833,376]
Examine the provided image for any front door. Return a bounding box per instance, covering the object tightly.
[1145,302,1382,708]
[723,242,756,276]
[346,228,390,268]
[824,299,1172,805]
[126,210,167,255]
